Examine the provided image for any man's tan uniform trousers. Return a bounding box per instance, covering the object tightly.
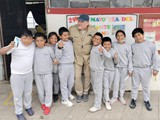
[69,24,97,96]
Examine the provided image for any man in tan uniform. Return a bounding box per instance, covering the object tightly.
[69,14,97,103]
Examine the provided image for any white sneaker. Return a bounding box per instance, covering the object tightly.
[88,106,101,112]
[61,100,73,107]
[110,98,118,105]
[69,94,75,100]
[119,97,126,105]
[105,102,112,110]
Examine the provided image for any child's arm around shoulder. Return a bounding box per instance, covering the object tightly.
[98,46,111,58]
[0,41,15,55]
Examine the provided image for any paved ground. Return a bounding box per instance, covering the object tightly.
[0,81,160,120]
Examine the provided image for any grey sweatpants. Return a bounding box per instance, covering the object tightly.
[131,67,152,101]
[112,67,128,98]
[10,71,33,115]
[35,74,53,107]
[91,70,103,108]
[103,70,114,102]
[53,73,59,94]
[59,63,74,101]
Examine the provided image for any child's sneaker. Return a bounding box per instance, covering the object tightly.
[88,106,101,112]
[119,97,127,105]
[69,94,75,100]
[61,100,73,107]
[110,98,118,105]
[44,107,50,115]
[105,102,112,110]
[130,99,136,109]
[41,104,46,110]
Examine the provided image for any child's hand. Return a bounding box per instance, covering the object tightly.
[58,41,64,48]
[53,59,59,65]
[153,70,158,76]
[9,41,15,49]
[128,72,132,77]
[114,53,118,59]
[98,46,103,53]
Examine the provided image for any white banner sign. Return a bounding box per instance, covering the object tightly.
[67,14,138,44]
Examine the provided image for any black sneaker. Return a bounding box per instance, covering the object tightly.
[76,95,82,103]
[144,101,152,111]
[16,114,26,120]
[129,99,136,109]
[82,94,88,102]
[53,94,58,102]
[25,107,34,116]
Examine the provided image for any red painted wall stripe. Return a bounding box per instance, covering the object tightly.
[46,8,160,14]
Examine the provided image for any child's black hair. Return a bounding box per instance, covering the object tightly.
[21,29,33,37]
[58,27,69,36]
[48,32,59,41]
[94,32,103,40]
[132,28,144,38]
[34,32,47,40]
[102,37,112,45]
[115,30,126,37]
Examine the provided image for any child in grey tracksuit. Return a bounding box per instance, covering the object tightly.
[56,27,74,107]
[130,28,160,111]
[48,32,60,102]
[34,32,57,115]
[89,32,111,112]
[102,37,118,110]
[110,30,133,105]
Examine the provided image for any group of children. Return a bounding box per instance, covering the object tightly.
[0,27,160,120]
[89,28,160,113]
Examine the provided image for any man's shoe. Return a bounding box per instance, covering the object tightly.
[16,114,26,120]
[76,95,82,103]
[44,107,50,115]
[53,94,58,102]
[41,104,46,110]
[144,101,152,111]
[25,107,34,116]
[82,94,88,102]
[129,99,136,109]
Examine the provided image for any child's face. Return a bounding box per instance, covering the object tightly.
[35,37,46,48]
[60,32,70,42]
[103,41,111,51]
[133,32,144,43]
[116,32,125,42]
[49,35,58,45]
[92,35,102,46]
[21,36,33,46]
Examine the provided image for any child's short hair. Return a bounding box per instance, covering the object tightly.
[21,29,33,37]
[48,32,59,41]
[94,32,103,40]
[34,32,47,40]
[132,28,144,38]
[102,37,112,45]
[58,27,69,36]
[115,30,126,37]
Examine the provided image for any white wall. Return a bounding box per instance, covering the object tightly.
[46,14,68,33]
